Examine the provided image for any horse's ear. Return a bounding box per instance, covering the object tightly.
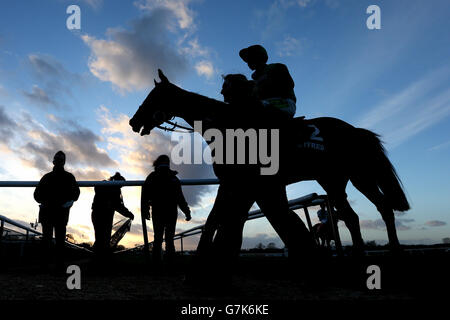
[154,79,160,86]
[158,69,169,83]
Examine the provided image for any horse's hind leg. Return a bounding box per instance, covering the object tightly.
[351,178,401,251]
[319,179,365,252]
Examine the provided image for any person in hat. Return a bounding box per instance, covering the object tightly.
[34,151,80,267]
[239,44,297,121]
[91,172,134,257]
[141,155,191,264]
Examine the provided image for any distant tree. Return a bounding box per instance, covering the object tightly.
[267,242,277,249]
[79,242,93,249]
[115,244,125,251]
[66,233,76,243]
[443,237,450,244]
[365,240,377,247]
[256,242,265,250]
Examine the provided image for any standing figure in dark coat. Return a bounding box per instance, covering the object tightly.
[91,172,134,256]
[141,155,191,263]
[34,151,80,266]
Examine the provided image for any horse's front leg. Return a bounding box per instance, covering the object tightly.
[196,184,226,256]
[319,179,365,254]
[255,181,316,259]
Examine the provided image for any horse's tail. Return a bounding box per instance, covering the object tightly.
[354,128,410,211]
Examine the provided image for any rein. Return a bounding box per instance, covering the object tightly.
[156,118,194,133]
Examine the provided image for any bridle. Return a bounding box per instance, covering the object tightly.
[153,110,194,133]
[156,118,194,133]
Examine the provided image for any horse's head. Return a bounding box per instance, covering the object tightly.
[129,69,175,136]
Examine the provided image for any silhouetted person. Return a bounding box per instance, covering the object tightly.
[221,74,255,105]
[141,155,191,264]
[314,203,335,247]
[191,75,317,286]
[317,203,329,225]
[34,151,80,268]
[239,44,297,121]
[91,172,134,257]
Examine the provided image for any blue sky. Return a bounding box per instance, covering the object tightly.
[0,0,449,248]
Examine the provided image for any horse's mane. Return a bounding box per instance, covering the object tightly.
[170,82,227,109]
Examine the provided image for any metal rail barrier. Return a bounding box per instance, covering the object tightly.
[170,192,342,255]
[0,214,93,255]
[0,214,42,247]
[0,179,343,256]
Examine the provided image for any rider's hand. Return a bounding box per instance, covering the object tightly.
[185,208,192,221]
[129,212,135,220]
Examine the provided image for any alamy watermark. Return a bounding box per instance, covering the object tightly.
[366,265,381,289]
[66,5,81,30]
[366,5,381,30]
[66,264,81,290]
[170,121,280,175]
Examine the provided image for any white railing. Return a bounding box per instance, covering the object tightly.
[0,179,343,256]
[0,179,220,188]
[0,214,42,240]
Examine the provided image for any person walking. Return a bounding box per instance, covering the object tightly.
[141,155,191,264]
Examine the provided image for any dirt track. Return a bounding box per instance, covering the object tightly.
[1,250,447,301]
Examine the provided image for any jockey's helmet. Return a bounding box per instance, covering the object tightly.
[239,45,268,65]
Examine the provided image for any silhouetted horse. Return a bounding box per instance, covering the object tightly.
[313,223,334,248]
[129,70,410,252]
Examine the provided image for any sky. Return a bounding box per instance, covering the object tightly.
[0,0,449,249]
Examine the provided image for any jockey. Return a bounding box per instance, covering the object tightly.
[221,74,254,105]
[239,44,297,120]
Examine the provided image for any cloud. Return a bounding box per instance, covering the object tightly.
[83,0,216,90]
[195,60,215,79]
[28,54,82,87]
[82,10,189,92]
[425,220,447,227]
[296,0,313,7]
[253,0,337,39]
[136,0,195,30]
[358,66,450,148]
[22,85,58,108]
[180,38,209,57]
[66,224,94,242]
[26,54,84,109]
[429,140,450,151]
[0,110,117,178]
[253,1,288,39]
[20,124,117,174]
[360,218,414,231]
[0,84,9,97]
[276,35,305,57]
[98,106,215,206]
[28,54,65,78]
[0,105,17,144]
[83,0,103,9]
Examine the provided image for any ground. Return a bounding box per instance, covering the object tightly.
[1,244,449,303]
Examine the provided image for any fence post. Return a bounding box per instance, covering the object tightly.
[0,220,4,243]
[303,207,313,232]
[180,236,184,255]
[304,207,319,246]
[325,197,343,256]
[141,214,150,256]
